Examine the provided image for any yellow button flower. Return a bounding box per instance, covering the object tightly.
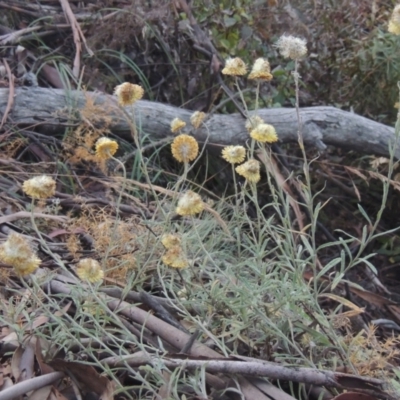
[190,111,206,129]
[235,159,261,183]
[22,175,56,199]
[76,258,104,283]
[95,138,118,160]
[0,232,40,276]
[114,82,144,106]
[176,190,204,216]
[221,145,246,164]
[161,234,181,249]
[170,118,186,133]
[250,123,278,143]
[248,58,273,81]
[162,246,188,269]
[171,134,199,163]
[222,57,247,76]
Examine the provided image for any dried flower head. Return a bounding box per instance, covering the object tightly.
[389,5,400,35]
[245,115,264,132]
[221,145,246,164]
[276,35,307,60]
[114,82,144,106]
[176,190,204,216]
[222,57,247,76]
[236,159,261,183]
[248,58,273,81]
[0,232,40,276]
[95,137,119,160]
[76,258,104,283]
[171,134,199,163]
[22,175,56,199]
[250,123,278,143]
[161,234,181,249]
[171,118,186,133]
[162,245,188,269]
[190,111,206,129]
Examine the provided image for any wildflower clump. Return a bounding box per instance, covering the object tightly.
[22,175,56,199]
[161,234,181,249]
[162,246,188,269]
[236,159,261,183]
[276,35,307,60]
[171,118,186,133]
[0,232,40,276]
[250,123,278,143]
[114,82,144,106]
[76,258,104,283]
[389,5,400,35]
[176,190,204,216]
[221,145,246,164]
[171,134,199,163]
[190,111,206,129]
[95,138,119,160]
[222,57,247,76]
[248,58,273,81]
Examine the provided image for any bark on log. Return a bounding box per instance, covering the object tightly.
[0,87,397,158]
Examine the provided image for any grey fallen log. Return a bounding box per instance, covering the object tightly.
[0,87,398,158]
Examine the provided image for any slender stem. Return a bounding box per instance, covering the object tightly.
[292,59,318,295]
[102,155,127,267]
[112,156,127,220]
[231,163,239,208]
[234,77,249,116]
[255,81,260,113]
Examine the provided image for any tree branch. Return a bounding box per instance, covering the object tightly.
[1,87,397,159]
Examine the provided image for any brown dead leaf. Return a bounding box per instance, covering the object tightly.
[35,338,53,375]
[48,386,70,400]
[19,337,36,380]
[11,346,24,382]
[157,370,172,399]
[28,384,53,400]
[48,360,115,400]
[350,287,398,308]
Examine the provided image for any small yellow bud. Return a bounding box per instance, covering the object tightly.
[248,58,273,81]
[222,57,247,76]
[171,118,186,133]
[221,146,246,164]
[0,232,40,276]
[162,246,188,269]
[114,82,144,106]
[190,111,206,129]
[161,234,181,249]
[250,123,278,143]
[95,138,119,160]
[176,191,204,216]
[76,258,104,283]
[235,159,261,183]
